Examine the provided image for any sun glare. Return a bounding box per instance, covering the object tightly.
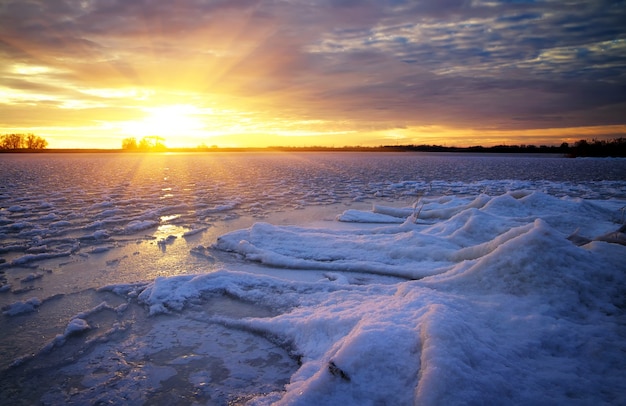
[121,104,206,139]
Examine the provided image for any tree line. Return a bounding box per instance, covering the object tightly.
[0,133,48,150]
[2,133,624,156]
[121,136,167,151]
[565,138,626,157]
[385,138,626,157]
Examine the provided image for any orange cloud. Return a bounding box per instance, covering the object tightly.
[0,0,624,148]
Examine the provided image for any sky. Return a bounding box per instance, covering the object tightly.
[0,0,625,149]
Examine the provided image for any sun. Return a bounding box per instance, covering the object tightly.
[121,104,206,139]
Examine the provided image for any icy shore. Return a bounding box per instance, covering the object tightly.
[2,190,624,405]
[1,153,626,404]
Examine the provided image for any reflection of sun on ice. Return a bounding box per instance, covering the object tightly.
[121,104,206,138]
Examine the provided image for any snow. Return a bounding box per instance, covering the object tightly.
[197,200,242,216]
[125,219,158,233]
[0,153,625,405]
[336,209,405,223]
[64,317,90,335]
[27,191,625,404]
[204,196,622,404]
[107,209,626,404]
[2,297,41,316]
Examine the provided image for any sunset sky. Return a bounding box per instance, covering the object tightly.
[1,0,625,149]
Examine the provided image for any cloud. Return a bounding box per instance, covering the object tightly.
[0,0,624,145]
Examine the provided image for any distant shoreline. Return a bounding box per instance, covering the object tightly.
[0,145,568,154]
[0,143,624,157]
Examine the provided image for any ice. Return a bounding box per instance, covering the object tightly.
[2,297,41,316]
[10,248,77,266]
[1,153,625,404]
[64,317,91,335]
[25,245,49,254]
[125,219,159,233]
[8,221,33,230]
[20,272,44,283]
[49,220,71,228]
[182,226,209,238]
[220,218,624,404]
[336,209,405,223]
[215,222,455,279]
[193,193,626,403]
[197,200,242,216]
[89,245,114,254]
[32,191,615,404]
[7,205,27,212]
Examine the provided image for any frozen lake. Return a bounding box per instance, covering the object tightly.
[1,152,625,405]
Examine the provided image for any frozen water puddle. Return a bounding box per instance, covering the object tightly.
[0,292,296,406]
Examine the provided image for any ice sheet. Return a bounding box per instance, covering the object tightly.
[2,190,624,404]
[1,154,625,404]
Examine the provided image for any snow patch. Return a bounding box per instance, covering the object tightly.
[2,297,41,316]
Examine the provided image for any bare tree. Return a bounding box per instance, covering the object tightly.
[26,134,48,149]
[122,136,166,151]
[1,133,24,149]
[137,136,166,151]
[0,133,48,150]
[121,137,138,150]
[138,137,152,150]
